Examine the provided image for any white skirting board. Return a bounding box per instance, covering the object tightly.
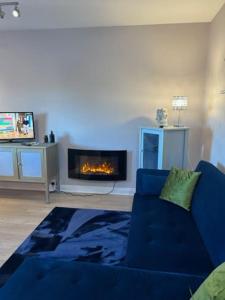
[60,184,135,196]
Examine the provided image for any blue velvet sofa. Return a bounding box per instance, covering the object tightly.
[0,160,224,300]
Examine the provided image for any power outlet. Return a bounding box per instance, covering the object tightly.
[49,180,56,192]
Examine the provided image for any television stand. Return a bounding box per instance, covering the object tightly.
[0,143,59,203]
[0,140,37,144]
[0,140,13,143]
[21,142,40,146]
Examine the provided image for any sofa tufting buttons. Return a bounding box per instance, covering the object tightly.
[71,279,80,285]
[168,221,176,228]
[109,280,118,289]
[148,238,154,244]
[36,272,45,280]
[177,237,183,244]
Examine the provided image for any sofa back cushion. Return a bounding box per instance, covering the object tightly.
[136,169,169,196]
[191,161,225,267]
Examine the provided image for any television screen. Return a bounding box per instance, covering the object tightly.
[0,112,35,141]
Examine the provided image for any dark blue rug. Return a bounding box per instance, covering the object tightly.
[0,207,131,288]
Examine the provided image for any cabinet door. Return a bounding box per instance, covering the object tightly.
[0,147,18,180]
[17,149,45,182]
[140,130,163,169]
[163,130,187,169]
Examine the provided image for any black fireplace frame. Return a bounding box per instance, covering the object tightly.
[68,149,127,181]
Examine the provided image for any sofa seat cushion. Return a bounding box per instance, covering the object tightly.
[0,257,205,300]
[126,195,213,276]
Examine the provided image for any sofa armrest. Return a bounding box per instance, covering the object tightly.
[136,168,169,196]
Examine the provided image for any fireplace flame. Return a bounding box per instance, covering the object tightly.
[81,162,114,175]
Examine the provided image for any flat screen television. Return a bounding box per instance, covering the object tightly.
[0,112,35,142]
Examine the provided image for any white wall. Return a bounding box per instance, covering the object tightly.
[0,24,209,191]
[202,4,225,172]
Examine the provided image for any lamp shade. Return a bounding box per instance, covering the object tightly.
[172,96,188,110]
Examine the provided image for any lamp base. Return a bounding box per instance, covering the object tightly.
[173,124,185,128]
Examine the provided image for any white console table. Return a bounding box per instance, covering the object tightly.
[0,143,59,203]
[139,127,189,170]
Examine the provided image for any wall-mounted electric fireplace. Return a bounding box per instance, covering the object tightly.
[68,149,127,181]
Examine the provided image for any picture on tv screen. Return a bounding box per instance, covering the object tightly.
[0,112,35,140]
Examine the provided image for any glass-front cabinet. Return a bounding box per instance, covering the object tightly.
[139,127,189,170]
[141,130,163,169]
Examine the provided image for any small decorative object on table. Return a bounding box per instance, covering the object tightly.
[44,135,49,143]
[156,108,168,128]
[49,131,55,143]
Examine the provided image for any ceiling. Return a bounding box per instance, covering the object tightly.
[0,0,225,31]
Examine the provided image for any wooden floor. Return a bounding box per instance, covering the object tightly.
[0,190,133,267]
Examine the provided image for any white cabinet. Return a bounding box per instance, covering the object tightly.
[139,127,189,170]
[0,144,59,202]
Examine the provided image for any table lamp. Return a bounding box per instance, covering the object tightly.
[172,96,188,127]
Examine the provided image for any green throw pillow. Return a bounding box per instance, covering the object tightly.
[190,262,225,300]
[160,167,201,210]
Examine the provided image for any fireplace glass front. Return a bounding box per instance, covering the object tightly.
[68,149,127,181]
